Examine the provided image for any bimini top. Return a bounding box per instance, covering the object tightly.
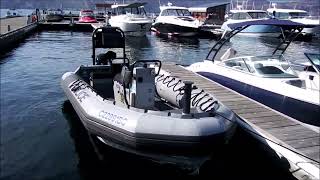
[111,2,147,9]
[227,18,316,30]
[206,19,316,61]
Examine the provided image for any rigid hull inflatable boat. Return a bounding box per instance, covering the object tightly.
[61,27,237,170]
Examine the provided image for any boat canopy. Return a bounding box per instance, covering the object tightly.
[206,19,316,62]
[227,19,316,30]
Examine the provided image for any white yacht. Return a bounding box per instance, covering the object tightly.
[188,19,320,126]
[267,8,320,37]
[221,10,281,37]
[151,3,202,37]
[5,9,22,18]
[108,2,152,36]
[44,9,64,22]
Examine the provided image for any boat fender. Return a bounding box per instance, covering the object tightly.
[155,73,219,113]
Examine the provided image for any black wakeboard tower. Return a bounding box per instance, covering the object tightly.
[205,19,316,62]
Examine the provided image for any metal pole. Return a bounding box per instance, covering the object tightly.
[182,81,193,114]
[7,25,11,32]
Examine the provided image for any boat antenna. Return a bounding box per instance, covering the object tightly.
[230,0,233,10]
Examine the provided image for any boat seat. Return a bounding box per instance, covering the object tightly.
[90,69,115,99]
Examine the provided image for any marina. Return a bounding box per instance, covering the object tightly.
[0,3,319,180]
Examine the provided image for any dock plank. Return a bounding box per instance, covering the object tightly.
[161,63,320,169]
[286,137,320,149]
[0,17,28,34]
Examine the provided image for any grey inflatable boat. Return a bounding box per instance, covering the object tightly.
[61,27,237,170]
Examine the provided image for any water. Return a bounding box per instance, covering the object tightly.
[0,31,318,180]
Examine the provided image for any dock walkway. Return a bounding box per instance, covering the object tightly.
[161,63,319,179]
[0,17,28,34]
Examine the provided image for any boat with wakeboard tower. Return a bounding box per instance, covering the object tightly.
[61,26,237,172]
[188,19,320,126]
[221,9,281,37]
[267,6,320,38]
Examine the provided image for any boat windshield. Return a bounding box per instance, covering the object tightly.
[48,10,62,15]
[115,7,146,15]
[273,12,309,19]
[223,55,298,78]
[248,12,269,19]
[305,53,320,72]
[161,9,191,16]
[80,11,94,16]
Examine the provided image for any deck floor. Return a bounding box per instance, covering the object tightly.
[161,63,320,164]
[0,17,28,34]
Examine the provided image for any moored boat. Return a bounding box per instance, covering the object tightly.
[221,10,282,37]
[108,2,153,37]
[61,27,237,171]
[79,10,97,23]
[151,3,202,37]
[44,9,64,22]
[188,19,320,126]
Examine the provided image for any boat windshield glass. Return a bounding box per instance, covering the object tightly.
[248,12,269,19]
[81,11,94,16]
[223,56,298,78]
[289,12,308,18]
[305,53,320,72]
[116,7,146,15]
[161,9,191,16]
[273,12,308,19]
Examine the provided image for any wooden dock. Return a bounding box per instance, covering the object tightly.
[0,17,37,53]
[0,17,28,34]
[161,63,319,179]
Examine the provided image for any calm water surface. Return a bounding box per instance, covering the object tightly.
[1,31,318,180]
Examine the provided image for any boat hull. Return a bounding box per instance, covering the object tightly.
[44,14,64,22]
[151,23,199,37]
[109,20,152,37]
[197,71,320,126]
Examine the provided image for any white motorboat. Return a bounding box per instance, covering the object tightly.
[221,9,281,37]
[108,2,152,36]
[5,9,22,18]
[61,27,237,171]
[151,3,202,37]
[267,7,320,37]
[44,9,64,22]
[188,19,319,126]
